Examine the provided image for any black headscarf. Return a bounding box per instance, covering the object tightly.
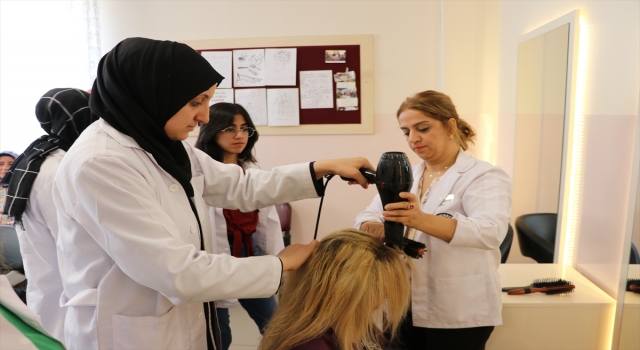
[1,88,99,223]
[89,37,224,197]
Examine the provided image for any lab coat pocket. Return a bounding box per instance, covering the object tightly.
[112,306,182,350]
[435,273,489,325]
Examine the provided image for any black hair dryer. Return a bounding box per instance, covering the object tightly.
[344,152,426,258]
[376,152,413,249]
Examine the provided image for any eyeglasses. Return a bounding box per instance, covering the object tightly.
[220,127,256,137]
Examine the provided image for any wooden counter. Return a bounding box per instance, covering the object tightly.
[487,264,615,350]
[619,265,640,350]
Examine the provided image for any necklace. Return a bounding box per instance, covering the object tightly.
[426,166,449,178]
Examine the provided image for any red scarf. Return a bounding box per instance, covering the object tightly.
[223,208,259,257]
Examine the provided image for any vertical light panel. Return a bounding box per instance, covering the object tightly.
[560,15,588,268]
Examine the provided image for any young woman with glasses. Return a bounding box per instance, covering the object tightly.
[195,102,278,350]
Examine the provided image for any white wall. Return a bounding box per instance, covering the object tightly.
[499,0,639,296]
[442,0,500,165]
[97,0,442,243]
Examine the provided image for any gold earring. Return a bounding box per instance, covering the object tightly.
[449,134,453,140]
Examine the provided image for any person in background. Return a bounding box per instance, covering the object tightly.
[259,229,411,350]
[0,88,99,342]
[1,151,19,224]
[195,102,281,350]
[354,90,512,350]
[53,37,372,349]
[0,151,18,182]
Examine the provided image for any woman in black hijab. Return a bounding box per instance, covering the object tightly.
[1,88,98,342]
[53,37,372,350]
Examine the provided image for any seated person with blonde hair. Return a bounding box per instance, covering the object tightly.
[260,229,412,350]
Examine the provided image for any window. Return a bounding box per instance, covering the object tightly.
[0,0,99,153]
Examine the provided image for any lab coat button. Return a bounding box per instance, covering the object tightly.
[190,225,198,234]
[169,184,179,192]
[198,312,204,319]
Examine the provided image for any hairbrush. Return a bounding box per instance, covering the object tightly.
[502,278,571,292]
[507,283,575,295]
[403,237,427,259]
[627,278,640,293]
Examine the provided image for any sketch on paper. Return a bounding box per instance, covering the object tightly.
[267,88,300,126]
[233,49,266,88]
[201,51,233,89]
[299,70,333,109]
[265,48,297,86]
[235,88,267,125]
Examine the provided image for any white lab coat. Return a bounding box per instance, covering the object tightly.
[0,275,64,349]
[52,119,319,349]
[354,150,512,328]
[16,148,66,342]
[209,162,285,309]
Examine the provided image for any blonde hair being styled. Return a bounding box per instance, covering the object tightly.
[259,229,411,350]
[397,90,476,151]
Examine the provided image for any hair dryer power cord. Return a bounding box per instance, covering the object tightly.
[313,174,334,240]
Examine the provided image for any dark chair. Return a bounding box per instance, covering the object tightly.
[500,224,514,263]
[631,242,639,264]
[275,203,292,246]
[515,213,557,263]
[0,224,23,273]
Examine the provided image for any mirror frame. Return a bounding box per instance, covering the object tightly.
[613,89,640,349]
[515,10,580,263]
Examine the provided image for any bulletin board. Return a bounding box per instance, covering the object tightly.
[182,35,374,135]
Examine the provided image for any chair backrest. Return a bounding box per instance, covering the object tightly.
[0,224,23,272]
[515,213,557,263]
[500,224,514,263]
[275,203,292,246]
[274,203,291,232]
[631,242,640,264]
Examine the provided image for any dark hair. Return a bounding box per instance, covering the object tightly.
[195,103,259,164]
[397,90,476,151]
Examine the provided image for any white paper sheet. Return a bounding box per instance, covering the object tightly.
[299,70,334,109]
[209,89,234,106]
[267,88,300,126]
[233,49,265,87]
[337,97,359,108]
[264,48,297,86]
[235,89,267,125]
[201,51,232,89]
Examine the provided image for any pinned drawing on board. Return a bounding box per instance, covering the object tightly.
[233,49,266,87]
[325,50,346,63]
[235,88,268,125]
[265,48,297,86]
[267,88,300,126]
[201,51,233,89]
[300,70,333,109]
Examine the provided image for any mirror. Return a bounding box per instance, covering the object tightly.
[511,23,571,263]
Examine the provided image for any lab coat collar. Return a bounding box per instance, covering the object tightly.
[416,149,477,215]
[99,118,197,175]
[99,118,145,151]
